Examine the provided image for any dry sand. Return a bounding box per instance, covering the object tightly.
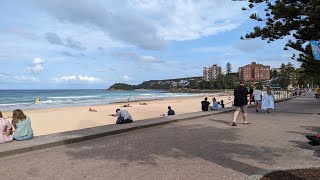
[2,95,234,136]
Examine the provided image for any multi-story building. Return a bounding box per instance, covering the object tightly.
[203,64,222,81]
[239,62,270,81]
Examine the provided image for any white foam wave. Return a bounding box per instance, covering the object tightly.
[47,96,98,99]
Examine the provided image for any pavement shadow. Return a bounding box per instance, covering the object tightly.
[65,123,286,175]
[288,126,320,157]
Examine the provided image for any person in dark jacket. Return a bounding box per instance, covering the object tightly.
[167,106,175,116]
[201,97,210,111]
[232,80,250,126]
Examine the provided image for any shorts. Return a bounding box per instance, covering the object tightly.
[255,100,261,104]
[235,105,247,113]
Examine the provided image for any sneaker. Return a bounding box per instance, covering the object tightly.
[231,122,237,126]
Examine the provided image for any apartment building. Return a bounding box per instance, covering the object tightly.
[203,64,222,81]
[239,62,270,81]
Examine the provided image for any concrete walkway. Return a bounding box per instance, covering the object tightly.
[0,96,319,180]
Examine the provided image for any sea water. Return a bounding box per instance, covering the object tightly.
[0,89,207,111]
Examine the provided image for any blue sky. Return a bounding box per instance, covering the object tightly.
[0,0,299,89]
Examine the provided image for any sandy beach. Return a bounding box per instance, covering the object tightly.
[2,95,233,136]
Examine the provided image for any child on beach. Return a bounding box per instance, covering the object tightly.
[0,111,13,143]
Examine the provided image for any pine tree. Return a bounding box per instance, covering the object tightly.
[226,62,232,74]
[236,0,320,83]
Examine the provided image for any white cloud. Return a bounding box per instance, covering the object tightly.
[28,57,45,75]
[122,75,130,81]
[33,57,45,64]
[32,0,248,50]
[53,75,103,83]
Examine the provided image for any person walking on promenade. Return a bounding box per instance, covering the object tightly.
[315,85,320,100]
[201,97,210,111]
[262,87,275,113]
[249,87,254,104]
[232,80,250,126]
[252,86,262,112]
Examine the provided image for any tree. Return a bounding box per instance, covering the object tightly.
[271,69,278,79]
[225,74,237,89]
[187,79,199,89]
[216,74,226,89]
[237,0,320,83]
[226,62,232,74]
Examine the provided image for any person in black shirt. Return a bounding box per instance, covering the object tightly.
[201,97,210,111]
[232,80,250,126]
[167,106,175,116]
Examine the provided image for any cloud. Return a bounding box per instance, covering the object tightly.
[33,0,168,50]
[33,0,247,50]
[122,75,131,81]
[45,32,64,45]
[113,51,165,63]
[234,40,266,53]
[45,32,86,51]
[53,75,103,83]
[65,37,86,51]
[27,58,45,75]
[60,51,86,57]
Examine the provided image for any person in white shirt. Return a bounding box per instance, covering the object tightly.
[252,86,262,112]
[115,109,133,124]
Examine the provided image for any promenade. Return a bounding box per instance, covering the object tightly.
[0,96,319,179]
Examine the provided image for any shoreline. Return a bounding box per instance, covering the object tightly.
[1,92,222,112]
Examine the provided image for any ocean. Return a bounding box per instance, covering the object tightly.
[0,89,206,111]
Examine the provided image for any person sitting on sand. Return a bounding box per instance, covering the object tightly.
[210,98,221,110]
[11,109,33,141]
[121,104,132,107]
[89,108,97,112]
[167,106,175,116]
[201,97,210,111]
[115,109,133,124]
[0,111,13,144]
